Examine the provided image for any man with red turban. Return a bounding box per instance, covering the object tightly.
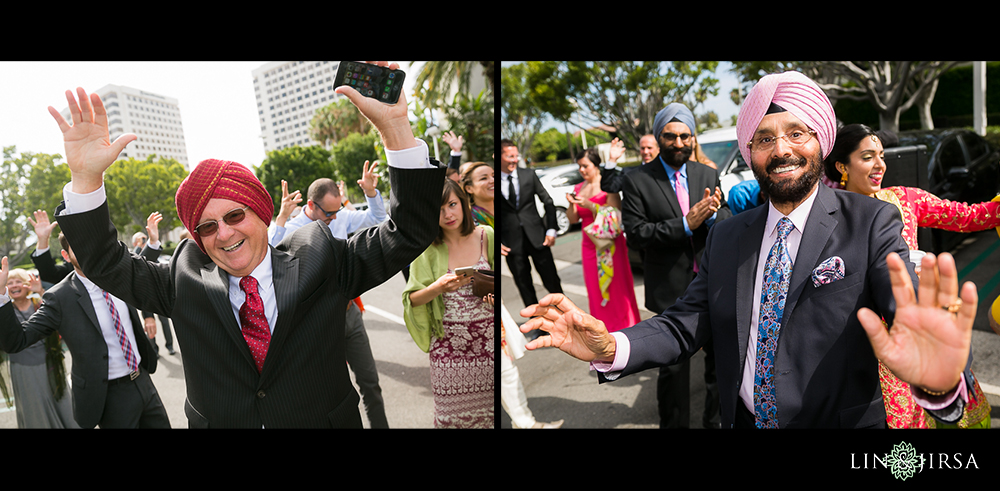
[515,71,978,429]
[38,61,445,428]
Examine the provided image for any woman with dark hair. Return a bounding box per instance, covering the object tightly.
[565,147,641,332]
[402,179,494,428]
[461,161,494,228]
[825,123,997,429]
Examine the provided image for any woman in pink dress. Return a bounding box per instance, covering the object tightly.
[566,147,641,332]
[825,123,996,429]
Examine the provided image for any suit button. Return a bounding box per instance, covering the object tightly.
[257,390,266,399]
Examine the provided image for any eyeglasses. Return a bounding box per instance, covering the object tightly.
[313,201,345,218]
[660,132,692,143]
[193,206,250,236]
[748,128,816,153]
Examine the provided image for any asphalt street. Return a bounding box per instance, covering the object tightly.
[0,270,438,429]
[500,225,1000,429]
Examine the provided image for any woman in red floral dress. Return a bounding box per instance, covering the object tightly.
[825,123,995,428]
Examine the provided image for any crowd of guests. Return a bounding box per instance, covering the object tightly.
[502,70,999,430]
[0,65,495,429]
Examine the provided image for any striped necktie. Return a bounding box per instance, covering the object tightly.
[102,290,138,373]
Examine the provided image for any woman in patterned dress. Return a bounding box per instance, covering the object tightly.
[825,123,996,428]
[402,179,494,428]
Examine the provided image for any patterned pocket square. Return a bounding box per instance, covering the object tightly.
[812,256,845,287]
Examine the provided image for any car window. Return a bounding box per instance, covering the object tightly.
[700,141,737,167]
[931,137,965,183]
[963,133,988,162]
[548,170,584,188]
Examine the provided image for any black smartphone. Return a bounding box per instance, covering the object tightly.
[334,61,405,104]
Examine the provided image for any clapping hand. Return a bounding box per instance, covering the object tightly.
[686,187,722,229]
[858,252,977,394]
[48,88,137,194]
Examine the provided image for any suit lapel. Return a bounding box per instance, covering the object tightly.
[782,185,838,328]
[650,160,682,217]
[736,206,767,373]
[264,248,298,376]
[71,273,103,336]
[201,262,254,369]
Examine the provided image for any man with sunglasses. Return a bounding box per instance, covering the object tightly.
[267,169,390,428]
[615,102,728,429]
[40,62,446,428]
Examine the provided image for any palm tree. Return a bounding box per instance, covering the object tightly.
[411,61,494,111]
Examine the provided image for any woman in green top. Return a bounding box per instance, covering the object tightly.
[403,179,494,428]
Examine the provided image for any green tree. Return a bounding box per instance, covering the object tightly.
[255,145,336,215]
[530,128,570,162]
[0,147,36,266]
[500,63,545,159]
[526,61,721,153]
[411,61,494,112]
[330,131,388,203]
[442,89,494,163]
[309,98,371,149]
[25,152,71,220]
[103,156,188,239]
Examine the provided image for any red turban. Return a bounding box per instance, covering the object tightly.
[175,158,274,253]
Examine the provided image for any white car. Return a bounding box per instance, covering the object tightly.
[697,126,755,198]
[533,163,583,236]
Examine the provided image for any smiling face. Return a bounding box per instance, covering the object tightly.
[197,198,269,278]
[501,145,519,174]
[5,277,27,300]
[639,134,658,164]
[749,111,824,208]
[838,135,885,197]
[658,121,694,168]
[464,164,494,204]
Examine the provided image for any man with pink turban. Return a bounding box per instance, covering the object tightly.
[516,71,978,429]
[31,62,446,428]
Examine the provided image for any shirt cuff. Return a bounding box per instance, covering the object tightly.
[147,240,161,250]
[604,162,618,171]
[911,376,968,410]
[33,247,48,256]
[590,331,630,379]
[385,139,433,169]
[682,216,693,236]
[61,181,107,215]
[546,229,557,238]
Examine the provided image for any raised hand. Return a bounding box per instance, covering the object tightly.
[358,160,380,197]
[333,62,414,151]
[0,257,8,296]
[28,210,59,250]
[28,273,43,295]
[146,212,163,245]
[47,88,137,194]
[441,131,464,153]
[858,252,977,394]
[519,293,616,363]
[608,138,626,163]
[276,180,302,226]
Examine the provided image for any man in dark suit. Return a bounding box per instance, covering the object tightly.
[41,62,444,428]
[518,71,978,429]
[499,139,563,309]
[0,233,169,429]
[616,103,727,429]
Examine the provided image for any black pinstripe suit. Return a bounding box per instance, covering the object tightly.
[56,164,445,428]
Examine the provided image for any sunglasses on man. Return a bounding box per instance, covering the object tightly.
[193,206,250,236]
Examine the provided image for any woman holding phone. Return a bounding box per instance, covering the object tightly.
[403,179,494,428]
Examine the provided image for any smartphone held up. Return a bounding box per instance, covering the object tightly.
[334,61,405,104]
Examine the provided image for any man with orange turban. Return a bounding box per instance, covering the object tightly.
[33,61,445,428]
[516,71,978,429]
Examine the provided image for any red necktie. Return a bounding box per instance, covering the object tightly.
[239,276,271,372]
[102,290,139,372]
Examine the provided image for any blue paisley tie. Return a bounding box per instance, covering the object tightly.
[755,217,793,428]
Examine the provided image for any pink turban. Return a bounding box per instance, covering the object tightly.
[175,159,274,253]
[736,71,836,166]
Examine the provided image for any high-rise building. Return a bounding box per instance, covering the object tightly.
[252,61,348,154]
[61,84,190,170]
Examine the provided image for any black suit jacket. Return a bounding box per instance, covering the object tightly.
[620,159,731,312]
[0,272,156,429]
[603,184,974,428]
[56,165,445,428]
[500,167,556,250]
